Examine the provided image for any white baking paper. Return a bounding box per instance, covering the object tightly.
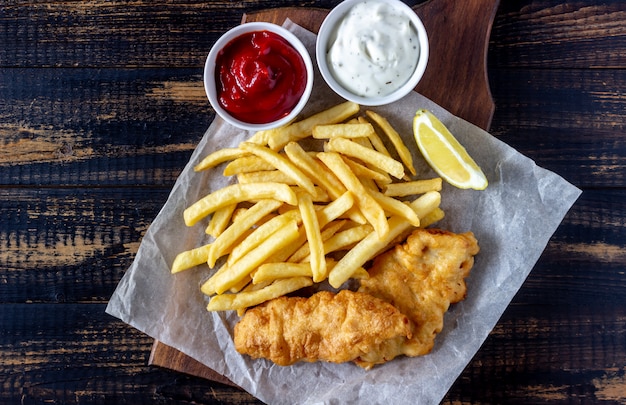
[106,21,582,404]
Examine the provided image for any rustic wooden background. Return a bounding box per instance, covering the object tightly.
[1,1,625,404]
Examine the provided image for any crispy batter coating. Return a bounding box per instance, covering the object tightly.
[234,290,412,366]
[355,228,479,368]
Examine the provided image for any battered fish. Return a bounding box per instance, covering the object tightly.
[355,228,479,369]
[234,289,412,366]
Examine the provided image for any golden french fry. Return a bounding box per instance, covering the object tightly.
[420,207,445,228]
[194,147,246,172]
[171,243,212,273]
[409,190,442,218]
[358,116,392,157]
[253,262,313,284]
[207,199,283,267]
[227,209,301,267]
[365,110,416,176]
[369,189,420,226]
[205,203,237,238]
[318,152,389,238]
[295,186,330,203]
[288,219,346,263]
[268,101,360,150]
[310,224,373,260]
[240,142,316,195]
[383,178,443,197]
[206,276,313,311]
[297,191,325,282]
[284,142,366,224]
[247,128,275,145]
[252,260,339,284]
[326,137,405,179]
[342,156,392,184]
[312,123,375,139]
[209,219,301,294]
[283,141,346,197]
[228,275,252,293]
[184,183,296,227]
[237,170,298,185]
[327,215,408,288]
[327,191,441,288]
[223,156,275,176]
[316,191,354,226]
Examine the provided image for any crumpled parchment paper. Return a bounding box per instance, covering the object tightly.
[106,21,582,405]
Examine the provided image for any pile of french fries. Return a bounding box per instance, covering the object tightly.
[172,101,444,314]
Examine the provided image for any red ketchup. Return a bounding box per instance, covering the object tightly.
[215,30,308,124]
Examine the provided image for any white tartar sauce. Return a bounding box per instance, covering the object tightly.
[326,0,420,98]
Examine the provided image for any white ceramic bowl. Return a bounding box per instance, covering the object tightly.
[204,22,314,131]
[316,0,429,106]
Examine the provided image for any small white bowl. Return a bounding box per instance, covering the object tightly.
[204,22,314,131]
[316,0,429,106]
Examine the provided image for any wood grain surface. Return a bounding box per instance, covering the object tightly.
[2,1,626,404]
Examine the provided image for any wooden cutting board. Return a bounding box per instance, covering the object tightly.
[149,0,500,387]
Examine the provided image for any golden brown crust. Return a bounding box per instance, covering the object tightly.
[355,228,479,368]
[234,290,412,366]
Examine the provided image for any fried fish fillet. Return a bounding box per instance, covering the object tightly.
[355,228,479,369]
[234,289,412,366]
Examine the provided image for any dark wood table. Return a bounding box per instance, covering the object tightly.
[2,1,625,404]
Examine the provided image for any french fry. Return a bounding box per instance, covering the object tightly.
[209,219,301,294]
[383,178,443,197]
[194,147,246,172]
[227,209,301,267]
[205,203,237,238]
[358,116,391,157]
[267,101,360,150]
[240,142,316,195]
[223,155,275,176]
[316,191,354,226]
[184,183,296,227]
[318,152,389,238]
[365,110,416,176]
[288,219,346,263]
[326,137,405,179]
[420,207,445,228]
[207,199,283,267]
[369,189,420,226]
[283,141,346,197]
[342,156,392,185]
[296,191,325,282]
[206,277,313,311]
[312,123,375,139]
[171,243,212,273]
[237,170,298,185]
[409,190,442,219]
[253,262,314,284]
[284,142,367,224]
[252,260,339,285]
[309,224,373,260]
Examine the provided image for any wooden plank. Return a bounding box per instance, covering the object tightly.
[490,1,626,69]
[0,68,207,186]
[488,68,626,187]
[0,304,260,404]
[0,188,168,302]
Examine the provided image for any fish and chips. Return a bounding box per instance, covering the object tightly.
[171,102,481,368]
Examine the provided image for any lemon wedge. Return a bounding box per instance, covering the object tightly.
[413,109,488,190]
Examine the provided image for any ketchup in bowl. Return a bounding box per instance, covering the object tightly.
[215,30,308,125]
